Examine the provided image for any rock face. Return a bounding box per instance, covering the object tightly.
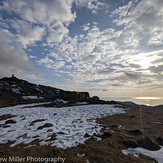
[0,76,90,106]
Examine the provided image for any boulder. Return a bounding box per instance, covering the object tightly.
[137,136,160,151]
[84,133,91,137]
[156,137,163,146]
[92,96,100,101]
[100,132,112,139]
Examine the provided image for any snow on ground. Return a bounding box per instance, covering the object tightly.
[0,104,125,149]
[76,102,88,105]
[122,146,163,163]
[12,87,21,94]
[22,96,44,100]
[54,99,68,104]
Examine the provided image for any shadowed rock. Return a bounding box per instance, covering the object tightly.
[137,136,160,151]
[30,119,46,126]
[128,129,142,136]
[100,132,112,139]
[122,141,138,148]
[0,114,16,121]
[37,123,53,130]
[3,125,11,128]
[84,133,90,137]
[109,125,118,128]
[5,119,17,124]
[156,137,163,146]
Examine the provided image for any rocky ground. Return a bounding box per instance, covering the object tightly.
[0,104,162,163]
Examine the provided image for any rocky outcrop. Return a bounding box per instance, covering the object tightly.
[0,75,90,106]
[137,136,160,151]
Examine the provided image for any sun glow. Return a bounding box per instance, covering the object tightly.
[139,58,151,69]
[134,97,162,100]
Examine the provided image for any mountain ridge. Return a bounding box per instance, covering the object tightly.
[117,101,163,111]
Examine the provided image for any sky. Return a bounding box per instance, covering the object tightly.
[0,0,163,106]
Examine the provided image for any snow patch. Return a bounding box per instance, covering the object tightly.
[22,96,44,100]
[77,153,85,157]
[12,87,21,94]
[0,104,125,149]
[76,102,88,105]
[122,146,163,163]
[54,99,69,104]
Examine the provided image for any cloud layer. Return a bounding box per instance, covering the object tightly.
[0,0,163,100]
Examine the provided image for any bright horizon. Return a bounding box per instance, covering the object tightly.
[0,0,163,106]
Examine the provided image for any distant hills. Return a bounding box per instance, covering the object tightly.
[117,101,163,111]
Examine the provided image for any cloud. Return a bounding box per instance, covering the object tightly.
[150,65,163,73]
[18,26,45,47]
[0,30,35,78]
[0,0,163,92]
[73,0,105,14]
[129,63,141,69]
[36,57,65,70]
[29,55,37,59]
[152,57,163,64]
[1,0,76,25]
[0,0,76,46]
[124,71,141,80]
[81,23,90,31]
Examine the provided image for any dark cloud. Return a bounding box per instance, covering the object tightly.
[110,63,125,68]
[124,71,141,80]
[152,58,163,64]
[97,67,115,74]
[150,65,163,73]
[0,30,35,78]
[112,84,121,87]
[129,63,141,68]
